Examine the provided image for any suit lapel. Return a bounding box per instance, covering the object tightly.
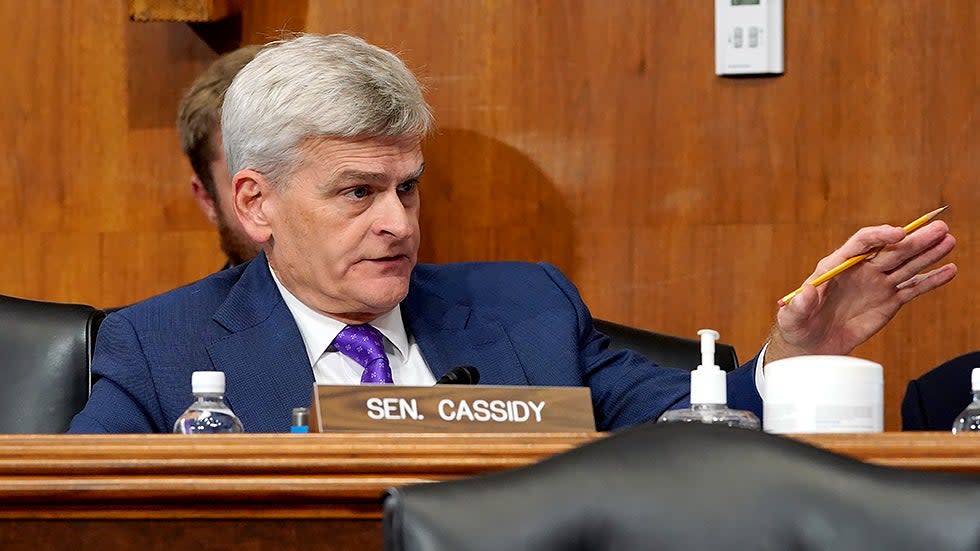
[404,270,529,386]
[206,253,314,433]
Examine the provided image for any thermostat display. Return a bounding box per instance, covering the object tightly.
[715,0,784,76]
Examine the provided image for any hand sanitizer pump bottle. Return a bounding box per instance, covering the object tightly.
[657,329,761,430]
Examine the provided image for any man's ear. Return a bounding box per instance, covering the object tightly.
[190,176,218,226]
[233,169,275,244]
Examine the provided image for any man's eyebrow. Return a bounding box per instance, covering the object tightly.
[335,169,388,183]
[407,162,425,181]
[335,162,425,184]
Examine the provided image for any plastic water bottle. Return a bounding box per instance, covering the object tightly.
[657,329,761,430]
[173,371,244,434]
[951,368,980,434]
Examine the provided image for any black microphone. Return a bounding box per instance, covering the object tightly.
[436,365,480,385]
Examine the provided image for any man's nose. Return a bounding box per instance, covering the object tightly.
[373,190,415,238]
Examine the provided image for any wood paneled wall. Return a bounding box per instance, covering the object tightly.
[1,1,226,305]
[2,0,976,429]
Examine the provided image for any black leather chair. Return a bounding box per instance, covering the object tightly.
[903,350,980,431]
[383,423,980,551]
[593,318,739,372]
[0,294,105,433]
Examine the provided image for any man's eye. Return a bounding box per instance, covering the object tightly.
[349,186,369,198]
[397,180,418,193]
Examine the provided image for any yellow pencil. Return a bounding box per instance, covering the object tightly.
[778,205,949,306]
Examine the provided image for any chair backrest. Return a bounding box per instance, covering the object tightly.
[383,423,980,551]
[593,318,739,372]
[0,294,105,433]
[903,350,980,431]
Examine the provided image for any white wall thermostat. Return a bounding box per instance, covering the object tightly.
[715,0,784,76]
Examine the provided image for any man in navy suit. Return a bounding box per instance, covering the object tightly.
[68,34,957,433]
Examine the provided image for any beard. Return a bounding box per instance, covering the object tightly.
[216,212,261,267]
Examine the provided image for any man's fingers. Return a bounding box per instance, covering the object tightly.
[814,225,905,273]
[778,282,819,317]
[884,233,956,283]
[895,263,957,301]
[867,220,951,273]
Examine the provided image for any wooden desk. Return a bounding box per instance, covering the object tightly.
[0,432,975,550]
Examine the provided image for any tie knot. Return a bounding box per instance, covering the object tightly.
[332,324,393,384]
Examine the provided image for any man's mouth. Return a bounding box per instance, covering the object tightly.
[363,254,412,268]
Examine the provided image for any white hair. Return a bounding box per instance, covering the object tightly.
[221,33,433,185]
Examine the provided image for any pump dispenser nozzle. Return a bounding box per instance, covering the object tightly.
[697,328,719,370]
[690,329,726,405]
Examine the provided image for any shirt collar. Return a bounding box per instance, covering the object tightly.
[269,265,410,365]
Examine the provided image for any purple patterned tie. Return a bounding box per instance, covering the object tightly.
[332,324,394,384]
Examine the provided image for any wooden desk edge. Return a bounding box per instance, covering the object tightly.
[0,431,974,519]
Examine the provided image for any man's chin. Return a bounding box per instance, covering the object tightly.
[359,278,411,311]
[216,216,261,267]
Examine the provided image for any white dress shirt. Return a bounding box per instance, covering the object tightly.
[270,267,436,386]
[755,342,769,399]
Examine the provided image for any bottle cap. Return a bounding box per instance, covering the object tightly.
[191,371,226,395]
[972,368,980,392]
[291,407,309,426]
[690,329,726,405]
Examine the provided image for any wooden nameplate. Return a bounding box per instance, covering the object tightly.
[309,385,595,433]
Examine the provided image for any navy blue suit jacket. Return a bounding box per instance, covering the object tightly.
[69,254,762,433]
